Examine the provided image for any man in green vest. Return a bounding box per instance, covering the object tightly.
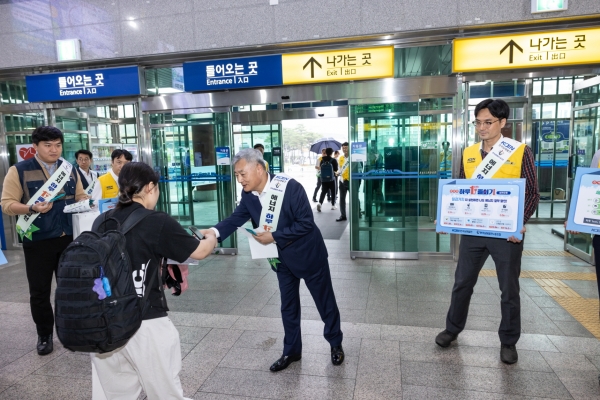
[435,99,540,365]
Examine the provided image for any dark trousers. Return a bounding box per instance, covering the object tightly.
[23,235,73,336]
[319,182,336,206]
[313,177,322,200]
[593,236,600,297]
[446,235,523,345]
[276,260,343,356]
[339,180,349,218]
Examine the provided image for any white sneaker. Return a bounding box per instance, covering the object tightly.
[317,204,322,212]
[331,206,337,210]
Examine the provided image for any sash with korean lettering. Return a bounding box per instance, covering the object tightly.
[259,173,292,270]
[16,158,73,240]
[472,137,525,179]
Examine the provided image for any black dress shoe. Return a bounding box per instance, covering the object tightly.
[312,198,318,203]
[435,330,457,348]
[331,345,344,365]
[37,334,53,356]
[500,344,518,364]
[336,216,347,222]
[270,354,301,372]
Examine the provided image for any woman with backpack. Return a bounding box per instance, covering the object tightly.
[90,162,217,400]
[316,147,338,212]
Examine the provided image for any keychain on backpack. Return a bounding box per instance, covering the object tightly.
[93,266,112,300]
[99,266,112,297]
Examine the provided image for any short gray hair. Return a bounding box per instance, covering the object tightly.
[232,148,266,170]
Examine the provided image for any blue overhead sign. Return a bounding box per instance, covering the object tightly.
[183,55,283,92]
[25,66,142,102]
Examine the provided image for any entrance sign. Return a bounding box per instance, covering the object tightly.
[436,179,525,240]
[566,168,600,234]
[282,47,394,85]
[26,66,142,102]
[453,27,600,73]
[183,55,283,92]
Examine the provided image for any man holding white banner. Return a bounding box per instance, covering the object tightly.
[435,99,540,365]
[1,126,88,355]
[201,149,344,372]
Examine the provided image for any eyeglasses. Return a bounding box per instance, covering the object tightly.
[472,119,499,127]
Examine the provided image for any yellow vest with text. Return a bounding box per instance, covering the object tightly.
[98,173,119,199]
[462,142,526,179]
[339,155,350,181]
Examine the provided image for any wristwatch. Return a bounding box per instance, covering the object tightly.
[29,204,35,213]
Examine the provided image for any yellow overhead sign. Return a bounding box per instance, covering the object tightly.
[282,47,394,85]
[453,27,600,73]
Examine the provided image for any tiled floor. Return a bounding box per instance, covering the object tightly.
[1,212,600,399]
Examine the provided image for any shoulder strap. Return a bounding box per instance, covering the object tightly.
[120,207,154,235]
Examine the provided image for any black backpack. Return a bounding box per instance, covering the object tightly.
[54,208,156,353]
[320,160,334,182]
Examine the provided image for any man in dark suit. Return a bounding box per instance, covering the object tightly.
[201,148,344,372]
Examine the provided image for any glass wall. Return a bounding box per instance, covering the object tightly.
[395,45,452,78]
[530,76,586,219]
[349,100,452,255]
[150,112,236,249]
[565,100,600,259]
[0,80,28,105]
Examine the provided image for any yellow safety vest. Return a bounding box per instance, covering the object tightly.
[98,173,119,199]
[339,155,350,181]
[462,142,526,179]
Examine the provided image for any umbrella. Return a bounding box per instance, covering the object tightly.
[309,138,342,154]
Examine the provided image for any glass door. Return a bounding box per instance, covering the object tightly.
[232,122,283,200]
[149,111,236,251]
[51,108,90,163]
[349,100,454,258]
[565,76,600,262]
[350,102,420,257]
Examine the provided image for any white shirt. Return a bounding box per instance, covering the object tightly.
[79,168,98,185]
[90,168,119,201]
[211,175,271,239]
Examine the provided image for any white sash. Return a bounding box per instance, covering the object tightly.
[471,137,524,179]
[259,173,292,233]
[16,158,73,240]
[85,179,96,196]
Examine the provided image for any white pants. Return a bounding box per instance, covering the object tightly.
[91,316,190,400]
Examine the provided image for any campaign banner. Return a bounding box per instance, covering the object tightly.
[436,178,526,240]
[216,147,231,165]
[183,55,283,92]
[26,66,142,102]
[566,168,600,234]
[351,142,366,162]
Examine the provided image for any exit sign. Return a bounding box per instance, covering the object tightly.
[532,0,568,13]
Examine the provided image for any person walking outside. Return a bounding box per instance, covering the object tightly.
[316,148,338,212]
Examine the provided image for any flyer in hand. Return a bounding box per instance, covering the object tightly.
[436,179,526,240]
[566,168,600,235]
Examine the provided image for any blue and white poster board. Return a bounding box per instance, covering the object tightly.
[216,147,231,165]
[98,198,118,213]
[0,249,7,265]
[436,179,526,240]
[566,168,600,234]
[351,142,366,162]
